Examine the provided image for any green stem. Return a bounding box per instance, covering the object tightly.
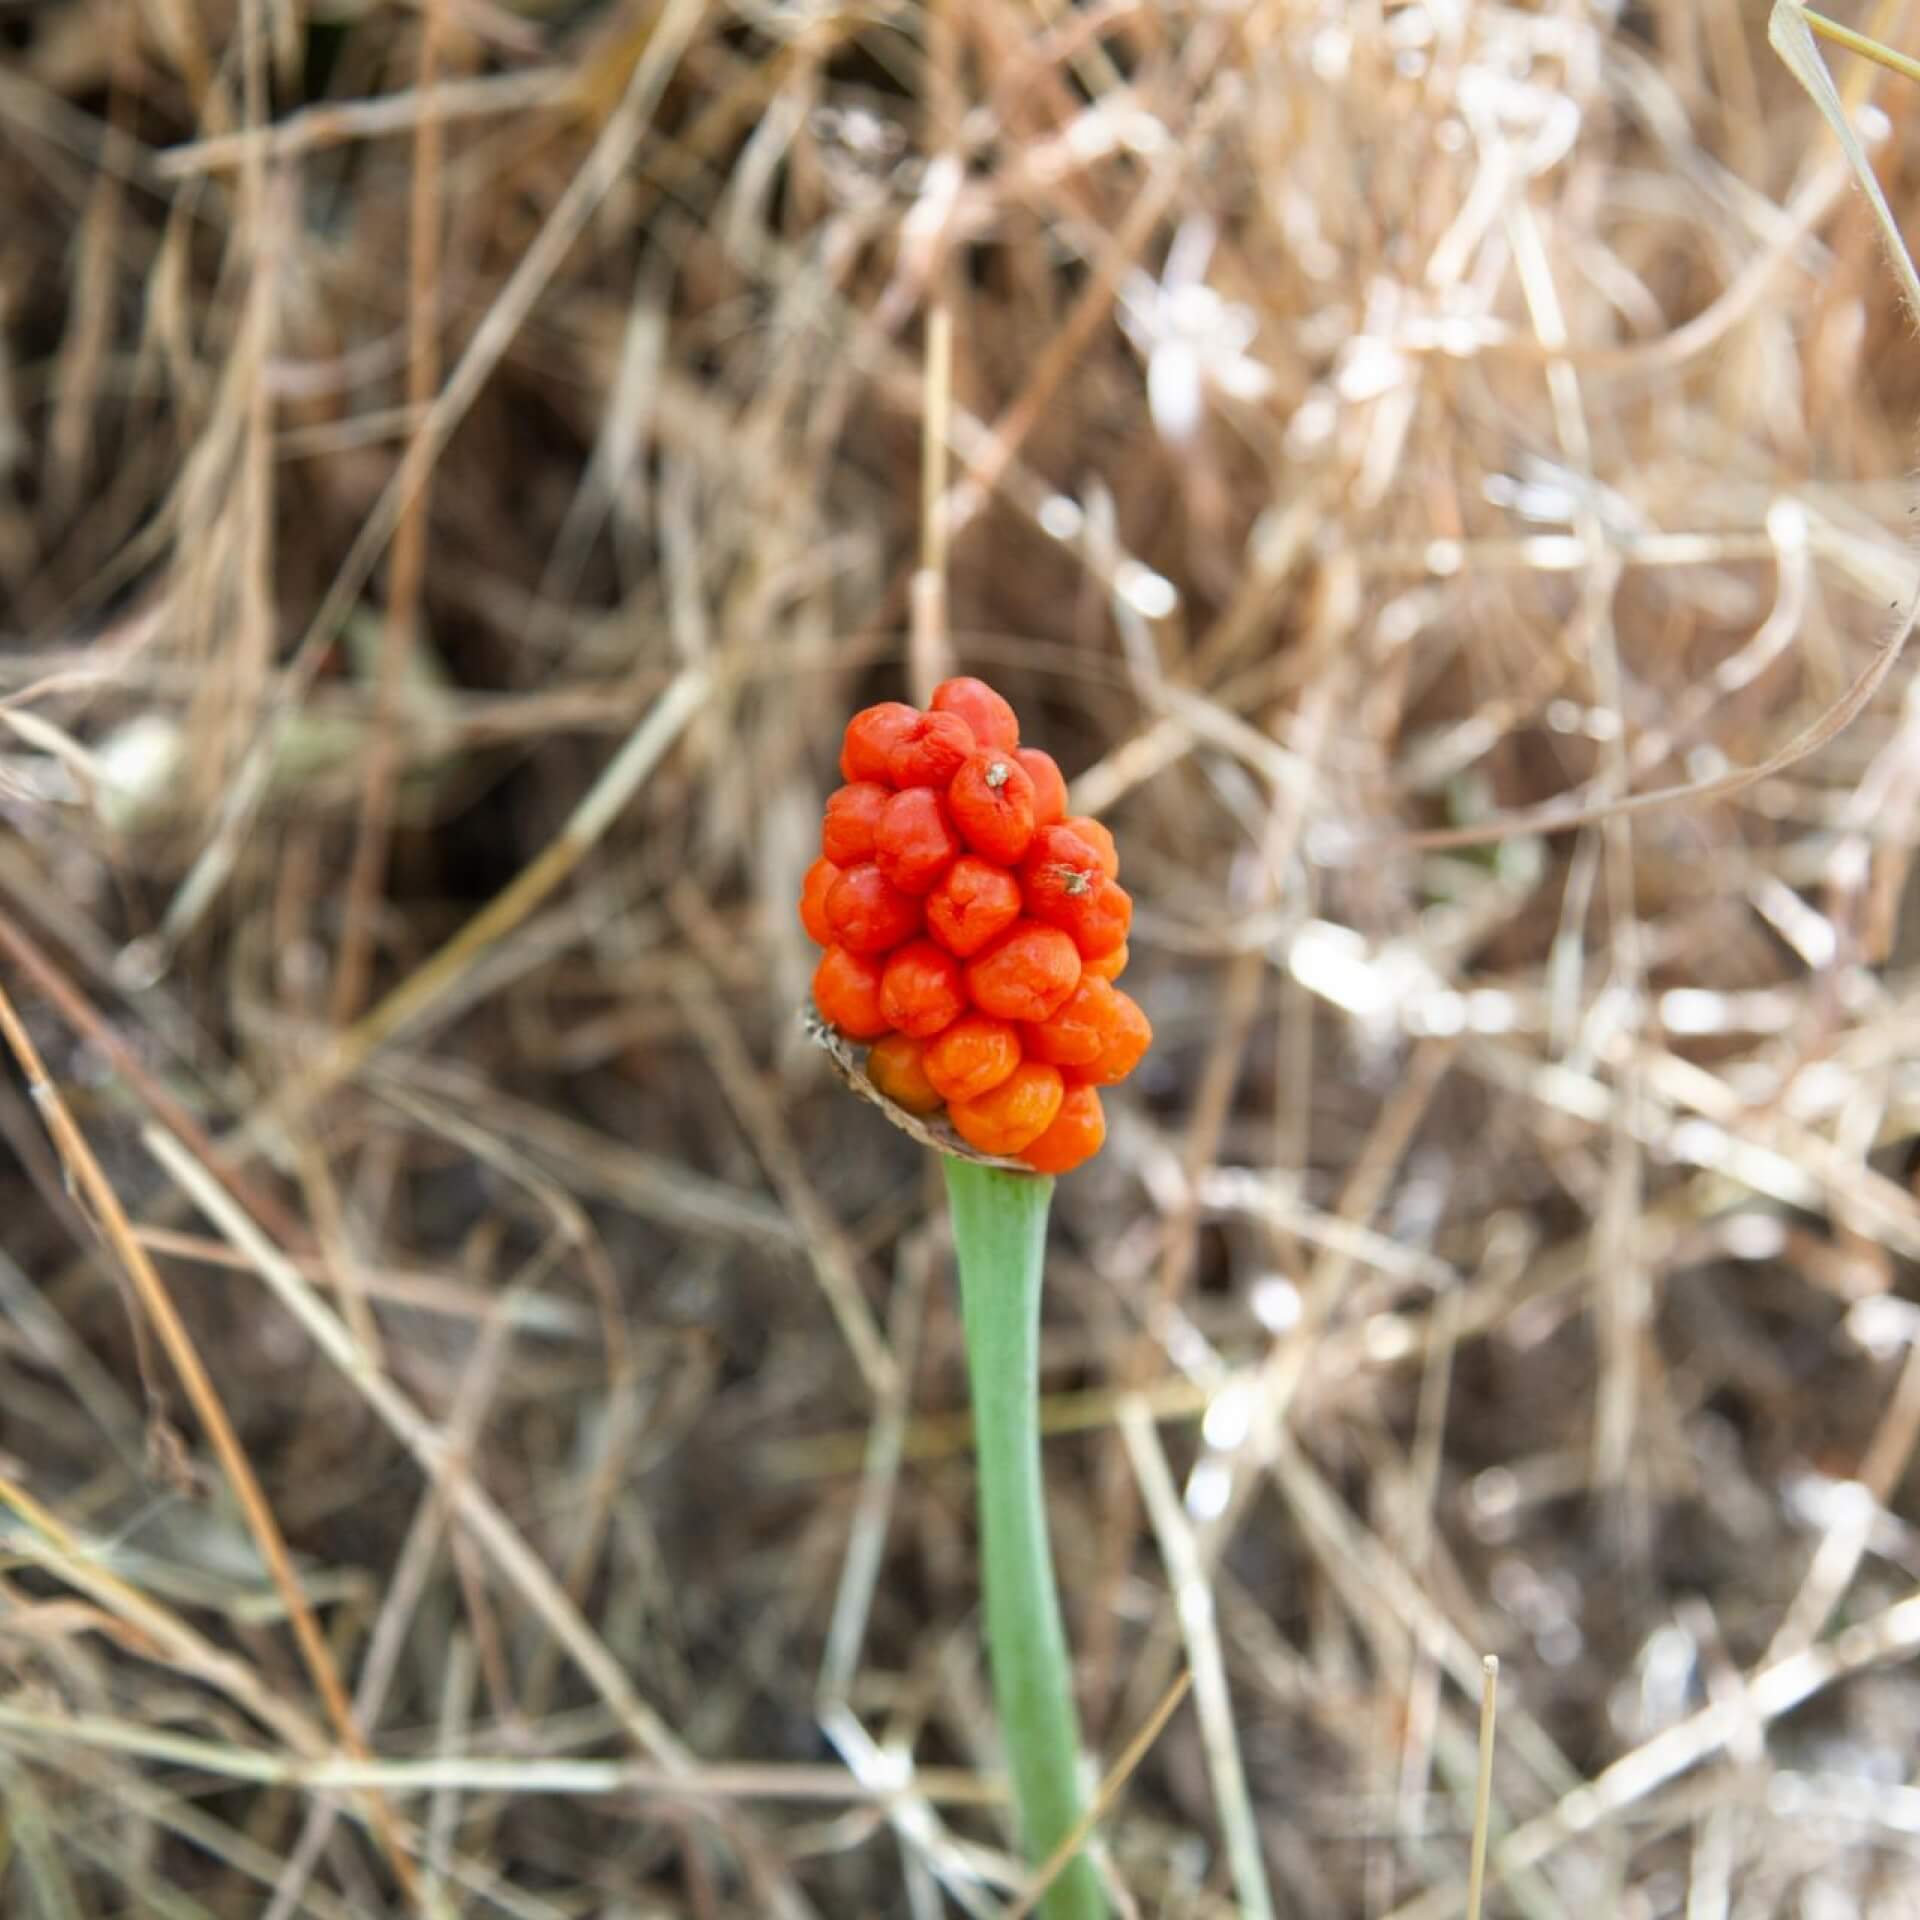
[942,1158,1107,1920]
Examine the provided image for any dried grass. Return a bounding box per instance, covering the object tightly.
[6,0,1920,1913]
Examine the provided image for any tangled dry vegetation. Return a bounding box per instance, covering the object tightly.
[9,0,1920,1913]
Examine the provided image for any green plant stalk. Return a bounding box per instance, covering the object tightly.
[943,1157,1107,1920]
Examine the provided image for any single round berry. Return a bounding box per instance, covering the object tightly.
[840,702,918,784]
[1020,1083,1106,1174]
[800,857,841,947]
[879,939,967,1037]
[813,946,890,1039]
[874,787,962,895]
[1074,987,1152,1086]
[930,676,1019,752]
[888,710,977,788]
[826,862,922,954]
[866,1032,944,1115]
[966,920,1082,1023]
[950,1061,1066,1156]
[1022,974,1120,1069]
[822,782,890,865]
[1022,825,1130,958]
[1015,747,1069,827]
[923,1014,1023,1105]
[1063,814,1119,880]
[948,750,1038,865]
[926,856,1023,958]
[1063,877,1131,960]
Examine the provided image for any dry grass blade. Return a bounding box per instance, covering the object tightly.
[13,1,1920,1911]
[0,979,417,1900]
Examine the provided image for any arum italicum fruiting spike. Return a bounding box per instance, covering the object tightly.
[804,678,1148,1917]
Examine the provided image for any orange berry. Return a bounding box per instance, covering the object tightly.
[930,676,1019,752]
[1015,747,1069,827]
[879,939,967,1037]
[841,702,918,784]
[813,946,890,1039]
[866,1032,944,1114]
[948,750,1037,865]
[800,857,840,946]
[1063,815,1119,880]
[926,856,1024,958]
[923,1014,1022,1104]
[1020,1084,1106,1174]
[822,782,890,865]
[950,1061,1066,1156]
[889,710,976,788]
[1022,974,1119,1069]
[874,787,962,895]
[826,863,922,954]
[1074,987,1151,1086]
[966,921,1082,1023]
[1084,941,1128,981]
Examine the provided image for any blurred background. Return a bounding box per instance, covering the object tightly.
[6,0,1920,1913]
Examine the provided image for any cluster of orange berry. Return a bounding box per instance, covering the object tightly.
[803,678,1150,1173]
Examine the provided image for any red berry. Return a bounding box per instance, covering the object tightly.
[800,858,841,946]
[966,920,1082,1023]
[926,856,1024,958]
[1015,748,1069,827]
[1022,826,1130,957]
[813,946,890,1039]
[948,750,1038,865]
[879,939,967,1037]
[841,702,918,784]
[874,787,962,895]
[888,710,976,788]
[1063,814,1119,880]
[826,863,922,953]
[950,1061,1066,1156]
[930,676,1019,752]
[822,782,890,865]
[867,1033,944,1114]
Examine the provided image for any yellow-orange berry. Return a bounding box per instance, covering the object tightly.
[1073,987,1151,1086]
[923,1014,1022,1105]
[950,1061,1066,1156]
[867,1033,944,1114]
[1020,1084,1106,1174]
[1022,975,1120,1069]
